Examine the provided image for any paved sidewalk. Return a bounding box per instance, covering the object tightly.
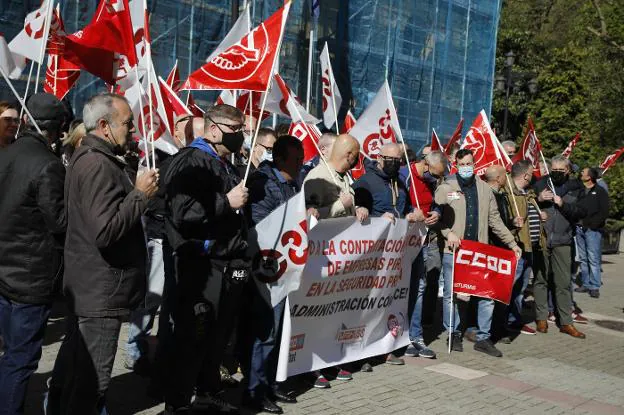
[25,253,624,414]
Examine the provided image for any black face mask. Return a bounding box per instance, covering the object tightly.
[219,130,245,153]
[349,156,360,170]
[550,171,568,186]
[382,159,401,179]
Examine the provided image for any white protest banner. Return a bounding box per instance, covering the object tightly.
[276,217,426,381]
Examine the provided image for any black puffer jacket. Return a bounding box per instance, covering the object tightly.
[0,130,66,304]
[539,178,587,248]
[63,135,148,317]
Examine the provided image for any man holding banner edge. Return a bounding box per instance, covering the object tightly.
[435,149,521,357]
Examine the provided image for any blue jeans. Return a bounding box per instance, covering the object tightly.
[408,244,441,341]
[508,254,531,326]
[248,297,286,398]
[576,227,602,290]
[443,253,494,341]
[0,295,50,415]
[126,238,165,363]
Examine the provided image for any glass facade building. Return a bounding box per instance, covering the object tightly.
[1,0,502,149]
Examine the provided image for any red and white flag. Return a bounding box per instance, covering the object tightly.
[461,110,508,176]
[561,132,581,159]
[61,0,139,84]
[289,122,321,163]
[453,240,518,305]
[444,118,464,156]
[430,129,443,152]
[158,76,192,119]
[186,93,204,116]
[600,147,624,172]
[165,59,181,92]
[251,191,308,307]
[44,6,80,99]
[205,5,251,63]
[512,117,543,176]
[348,80,402,159]
[216,89,236,106]
[319,42,342,129]
[8,0,54,64]
[341,109,356,134]
[237,91,271,120]
[349,154,367,180]
[265,74,319,124]
[182,2,290,92]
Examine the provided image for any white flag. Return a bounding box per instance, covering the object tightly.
[8,1,53,64]
[265,74,320,124]
[348,80,403,159]
[0,35,16,78]
[319,42,342,129]
[251,191,309,307]
[206,5,251,62]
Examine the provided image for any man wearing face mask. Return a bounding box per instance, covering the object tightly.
[0,93,67,415]
[47,93,159,414]
[242,128,277,177]
[163,104,249,414]
[435,149,521,357]
[534,156,587,338]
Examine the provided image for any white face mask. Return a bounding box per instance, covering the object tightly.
[260,149,273,163]
[242,133,253,150]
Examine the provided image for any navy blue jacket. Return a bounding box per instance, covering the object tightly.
[248,161,300,226]
[353,163,411,218]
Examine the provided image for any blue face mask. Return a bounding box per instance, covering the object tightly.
[260,150,273,163]
[458,165,474,179]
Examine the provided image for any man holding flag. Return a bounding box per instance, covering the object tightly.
[435,149,521,357]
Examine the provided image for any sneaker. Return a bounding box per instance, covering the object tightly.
[385,353,405,365]
[411,339,436,359]
[474,339,503,357]
[520,325,537,335]
[574,286,589,293]
[447,333,463,352]
[589,290,600,299]
[313,374,330,389]
[336,369,353,381]
[193,392,238,413]
[360,362,373,372]
[404,345,418,357]
[572,312,588,324]
[547,312,556,323]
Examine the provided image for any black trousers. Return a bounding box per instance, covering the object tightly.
[165,256,246,408]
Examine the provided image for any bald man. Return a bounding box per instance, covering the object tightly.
[299,133,337,183]
[485,164,515,247]
[303,134,368,222]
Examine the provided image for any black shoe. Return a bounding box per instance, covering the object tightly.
[163,404,191,414]
[272,389,297,404]
[242,395,283,414]
[447,333,463,352]
[194,393,238,413]
[474,339,503,357]
[589,290,600,298]
[574,286,589,293]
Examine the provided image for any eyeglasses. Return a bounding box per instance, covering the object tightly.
[0,117,20,124]
[257,143,273,154]
[206,115,243,133]
[381,156,401,162]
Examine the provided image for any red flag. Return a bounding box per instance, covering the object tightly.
[237,91,271,120]
[181,2,290,92]
[600,147,624,172]
[186,93,204,116]
[561,132,581,159]
[341,109,356,134]
[452,240,518,305]
[349,154,366,180]
[512,117,543,177]
[159,76,191,121]
[444,119,464,156]
[44,55,80,99]
[166,60,181,92]
[430,129,443,151]
[289,122,321,163]
[61,0,138,84]
[461,110,506,176]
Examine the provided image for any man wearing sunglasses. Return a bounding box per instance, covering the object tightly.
[163,104,249,414]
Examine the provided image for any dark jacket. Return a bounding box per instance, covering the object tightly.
[298,155,320,187]
[248,161,300,226]
[164,140,248,259]
[490,189,513,248]
[539,178,587,247]
[144,150,173,240]
[0,130,66,304]
[63,134,148,317]
[578,184,609,230]
[353,163,411,218]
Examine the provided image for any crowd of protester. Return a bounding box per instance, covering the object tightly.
[0,93,611,415]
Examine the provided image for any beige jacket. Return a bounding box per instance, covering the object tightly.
[303,163,355,219]
[505,177,547,253]
[434,176,518,254]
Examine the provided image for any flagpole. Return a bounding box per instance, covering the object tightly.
[505,174,521,219]
[329,64,339,134]
[16,61,36,136]
[53,56,58,97]
[34,0,54,94]
[538,150,557,196]
[135,66,150,170]
[306,29,313,112]
[0,65,43,135]
[448,248,456,354]
[400,141,420,210]
[243,2,291,187]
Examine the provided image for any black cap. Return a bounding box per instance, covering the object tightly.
[25,93,67,122]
